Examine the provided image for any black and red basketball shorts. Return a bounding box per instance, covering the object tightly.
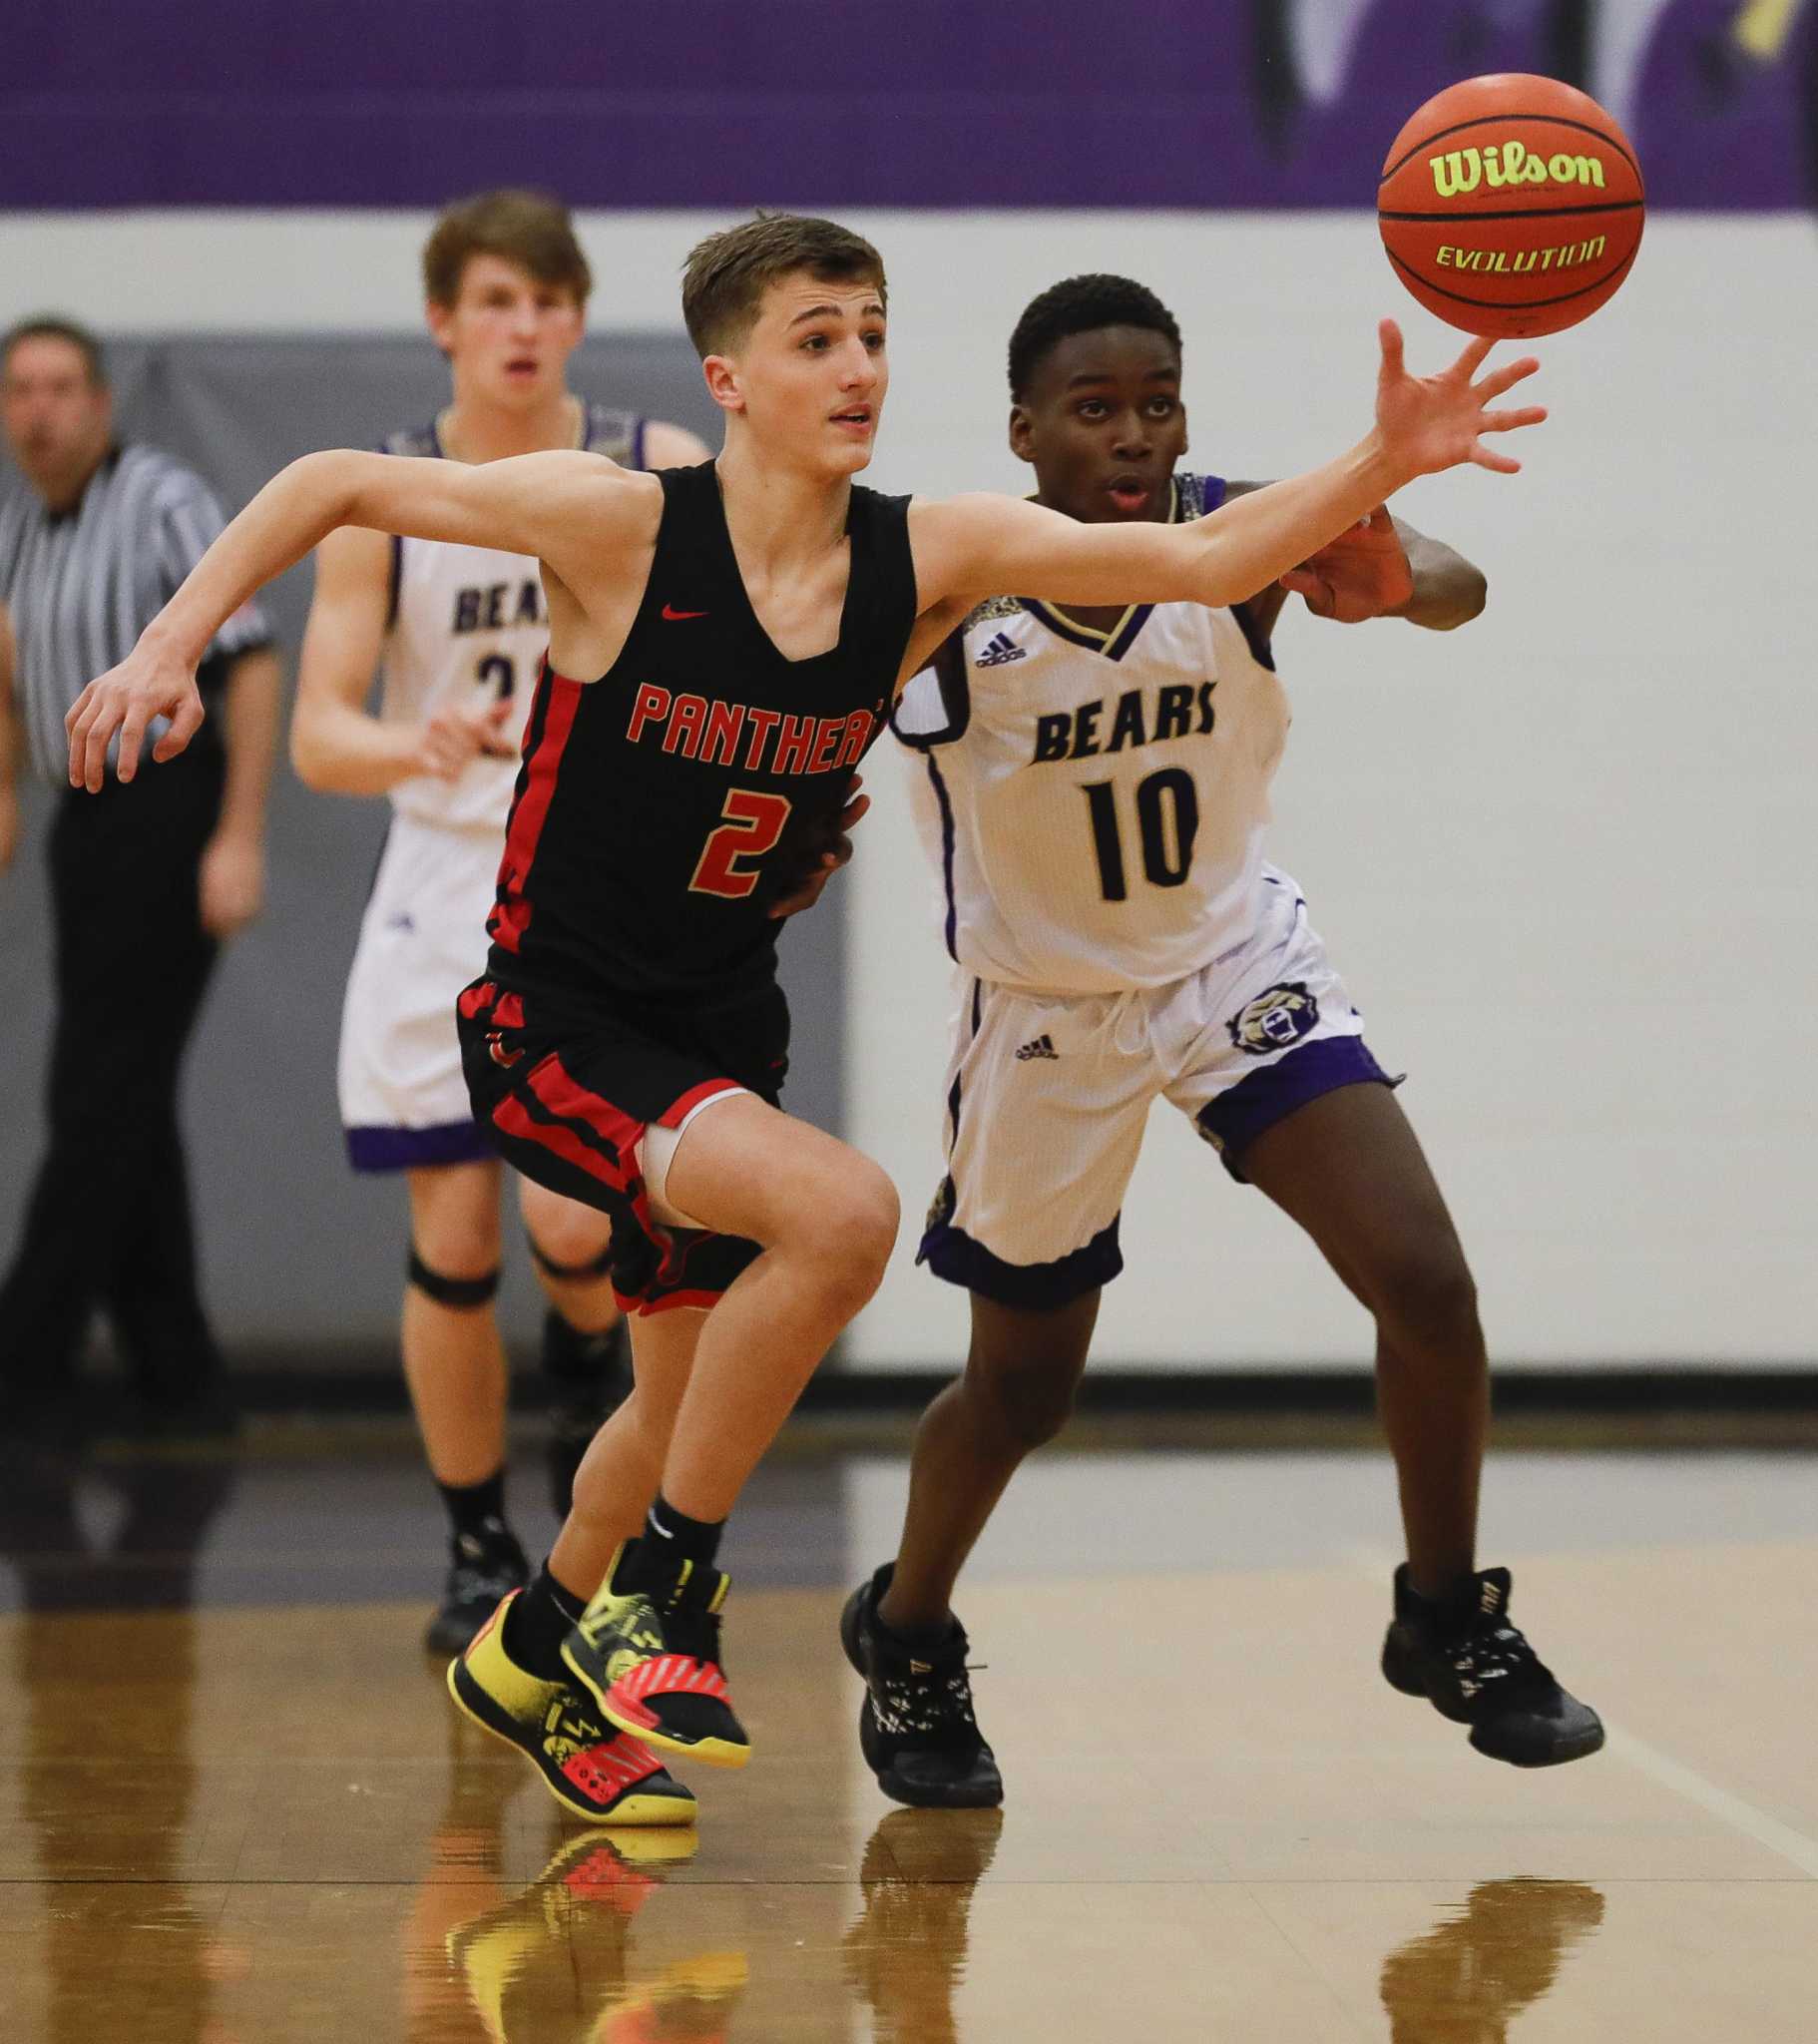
[457,976,789,1315]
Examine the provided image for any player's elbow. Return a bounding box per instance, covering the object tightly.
[287,705,344,792]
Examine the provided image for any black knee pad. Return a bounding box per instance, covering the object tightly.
[406,1246,500,1309]
[526,1231,616,1282]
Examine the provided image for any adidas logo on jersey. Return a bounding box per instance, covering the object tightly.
[975,632,1026,667]
[1015,1033,1058,1061]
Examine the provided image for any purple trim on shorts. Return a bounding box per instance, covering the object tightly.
[345,1119,494,1173]
[919,1212,1123,1308]
[1197,1035,1398,1184]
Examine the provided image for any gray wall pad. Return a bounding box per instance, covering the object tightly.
[0,334,846,1364]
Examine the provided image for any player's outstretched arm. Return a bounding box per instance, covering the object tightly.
[65,448,641,792]
[911,322,1542,617]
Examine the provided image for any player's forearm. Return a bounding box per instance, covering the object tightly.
[215,648,281,840]
[1186,435,1406,608]
[290,691,426,796]
[1389,528,1487,631]
[143,452,370,669]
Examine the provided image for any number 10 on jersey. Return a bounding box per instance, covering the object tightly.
[1082,768,1199,901]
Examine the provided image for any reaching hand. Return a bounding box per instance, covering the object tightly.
[65,643,206,792]
[1374,320,1546,481]
[418,697,519,782]
[767,774,871,919]
[1280,505,1414,622]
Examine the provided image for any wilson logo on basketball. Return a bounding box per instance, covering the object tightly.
[1429,141,1607,198]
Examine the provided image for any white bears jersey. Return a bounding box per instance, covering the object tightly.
[377,404,646,832]
[895,473,1290,994]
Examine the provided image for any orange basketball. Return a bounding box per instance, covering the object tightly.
[1378,73,1644,338]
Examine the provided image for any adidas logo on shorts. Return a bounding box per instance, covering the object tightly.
[975,632,1026,667]
[1015,1033,1058,1061]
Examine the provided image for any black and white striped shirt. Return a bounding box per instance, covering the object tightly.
[0,443,273,786]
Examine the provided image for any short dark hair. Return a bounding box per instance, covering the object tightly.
[1,315,107,388]
[1008,273,1182,401]
[422,189,593,308]
[682,213,886,359]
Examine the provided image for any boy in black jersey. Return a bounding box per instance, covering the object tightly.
[69,212,1548,1821]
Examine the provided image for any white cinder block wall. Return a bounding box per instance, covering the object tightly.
[5,210,1813,1368]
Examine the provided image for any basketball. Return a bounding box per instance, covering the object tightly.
[1378,73,1644,338]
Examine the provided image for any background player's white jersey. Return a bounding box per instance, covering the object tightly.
[378,405,644,833]
[895,473,1289,994]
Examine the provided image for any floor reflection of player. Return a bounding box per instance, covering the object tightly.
[442,1825,748,2043]
[1378,1878,1605,2042]
[0,1440,239,2044]
[840,1808,1004,2044]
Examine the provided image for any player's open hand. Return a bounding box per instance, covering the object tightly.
[768,775,871,919]
[1280,505,1414,622]
[1373,320,1546,481]
[419,697,519,782]
[65,643,205,792]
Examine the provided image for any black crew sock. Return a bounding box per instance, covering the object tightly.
[501,1563,588,1680]
[622,1493,724,1592]
[438,1468,508,1547]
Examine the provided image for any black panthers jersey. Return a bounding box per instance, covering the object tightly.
[486,461,917,1005]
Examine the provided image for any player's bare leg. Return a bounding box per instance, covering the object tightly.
[550,1306,702,1596]
[1234,1082,1485,1598]
[1240,1080,1601,1766]
[518,1175,631,1516]
[405,1160,530,1652]
[557,1096,898,1768]
[880,1291,1100,1633]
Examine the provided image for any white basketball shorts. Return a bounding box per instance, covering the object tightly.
[338,816,501,1171]
[919,871,1397,1306]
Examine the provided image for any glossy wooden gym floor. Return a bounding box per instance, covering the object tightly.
[1,1425,1813,2040]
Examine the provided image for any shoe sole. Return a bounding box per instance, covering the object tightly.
[560,1640,751,1771]
[840,1583,1004,1810]
[445,1656,699,1824]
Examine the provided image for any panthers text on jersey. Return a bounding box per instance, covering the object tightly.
[893,473,1288,994]
[376,405,647,833]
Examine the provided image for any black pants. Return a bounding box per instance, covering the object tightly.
[0,744,225,1396]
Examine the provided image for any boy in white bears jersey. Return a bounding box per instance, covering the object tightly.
[841,273,1603,1804]
[290,192,711,1653]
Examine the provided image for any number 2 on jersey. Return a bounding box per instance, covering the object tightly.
[691,789,793,899]
[1081,768,1199,901]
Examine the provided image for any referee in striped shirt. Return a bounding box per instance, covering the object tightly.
[0,316,279,1425]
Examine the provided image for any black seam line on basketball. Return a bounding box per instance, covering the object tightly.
[1387,242,1637,310]
[1380,199,1644,225]
[1381,114,1640,184]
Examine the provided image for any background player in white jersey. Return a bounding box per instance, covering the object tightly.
[290,191,711,1651]
[843,273,1602,1805]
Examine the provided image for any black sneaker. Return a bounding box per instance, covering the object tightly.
[425,1518,531,1657]
[840,1564,1003,1808]
[1382,1564,1605,1768]
[541,1314,632,1519]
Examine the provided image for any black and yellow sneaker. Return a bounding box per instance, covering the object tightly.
[840,1564,1003,1809]
[447,1591,698,1824]
[1382,1564,1605,1768]
[562,1546,750,1770]
[426,1518,531,1657]
[541,1313,633,1519]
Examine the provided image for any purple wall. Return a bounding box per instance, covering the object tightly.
[5,1,1812,210]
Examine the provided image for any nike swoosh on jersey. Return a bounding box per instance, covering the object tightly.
[661,603,707,621]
